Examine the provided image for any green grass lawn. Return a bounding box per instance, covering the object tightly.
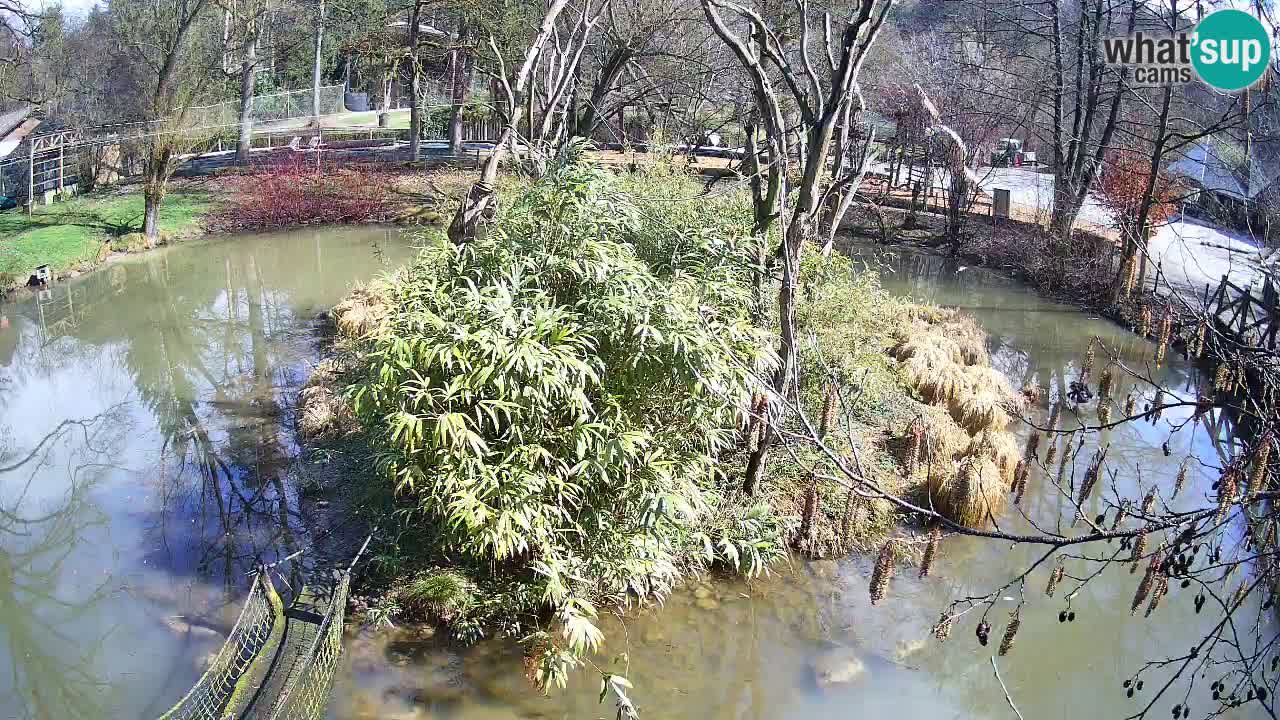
[0,188,214,279]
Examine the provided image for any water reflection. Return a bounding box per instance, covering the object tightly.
[0,226,416,719]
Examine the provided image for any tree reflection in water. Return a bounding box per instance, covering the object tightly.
[0,410,123,720]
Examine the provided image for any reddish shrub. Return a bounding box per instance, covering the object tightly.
[1097,150,1181,232]
[212,159,401,232]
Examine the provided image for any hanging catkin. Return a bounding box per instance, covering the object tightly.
[1138,304,1153,337]
[869,540,895,605]
[998,613,1021,656]
[1047,400,1062,435]
[1130,529,1149,567]
[1098,367,1115,403]
[1123,253,1139,297]
[1131,549,1163,615]
[1174,458,1190,498]
[932,613,953,641]
[1081,338,1097,381]
[1124,392,1137,417]
[1251,433,1274,490]
[1155,306,1173,364]
[1045,438,1059,466]
[1216,467,1238,524]
[1144,572,1170,617]
[919,525,941,578]
[905,418,925,475]
[1045,558,1066,597]
[1192,319,1207,358]
[1024,432,1042,463]
[819,383,838,439]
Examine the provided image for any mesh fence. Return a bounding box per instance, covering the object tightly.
[187,86,347,129]
[157,574,281,720]
[268,574,351,720]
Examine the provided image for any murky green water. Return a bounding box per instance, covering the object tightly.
[326,241,1260,720]
[1,231,1259,720]
[0,226,415,719]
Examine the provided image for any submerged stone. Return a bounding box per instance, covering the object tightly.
[812,646,867,687]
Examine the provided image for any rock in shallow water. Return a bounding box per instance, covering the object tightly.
[695,597,720,611]
[812,646,867,687]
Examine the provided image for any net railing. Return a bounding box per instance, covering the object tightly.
[268,574,351,720]
[157,573,282,720]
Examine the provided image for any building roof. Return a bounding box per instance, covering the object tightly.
[1168,140,1280,201]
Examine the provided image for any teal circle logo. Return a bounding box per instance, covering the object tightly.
[1192,9,1271,91]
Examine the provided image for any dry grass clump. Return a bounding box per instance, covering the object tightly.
[333,283,390,340]
[891,305,1022,528]
[940,316,989,366]
[902,356,970,406]
[967,429,1021,484]
[926,455,1007,527]
[905,305,958,325]
[298,358,358,442]
[952,389,1012,434]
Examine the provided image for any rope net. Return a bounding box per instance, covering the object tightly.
[268,574,351,720]
[157,574,281,720]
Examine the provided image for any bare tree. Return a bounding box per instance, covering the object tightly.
[702,0,893,494]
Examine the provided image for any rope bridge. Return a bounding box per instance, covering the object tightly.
[155,539,366,720]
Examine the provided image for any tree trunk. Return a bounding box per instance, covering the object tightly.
[378,70,392,127]
[311,0,325,125]
[143,182,163,245]
[408,1,422,160]
[447,16,471,156]
[236,32,258,165]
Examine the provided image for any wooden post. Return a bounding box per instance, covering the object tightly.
[57,142,64,195]
[26,138,36,214]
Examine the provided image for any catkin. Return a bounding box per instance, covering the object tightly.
[1098,367,1115,403]
[1082,338,1097,381]
[870,540,895,605]
[1214,364,1231,393]
[1045,438,1059,466]
[1141,490,1156,516]
[920,525,941,578]
[1130,529,1149,568]
[1047,400,1062,435]
[1124,392,1137,417]
[820,384,838,439]
[1216,467,1238,524]
[1152,389,1165,420]
[905,418,925,475]
[1075,447,1106,518]
[932,613,953,641]
[1192,319,1207,358]
[1098,402,1112,425]
[1046,558,1066,597]
[1112,500,1131,530]
[1155,306,1172,364]
[998,613,1020,656]
[1144,572,1169,617]
[1024,433,1041,463]
[1251,433,1273,490]
[1174,459,1190,498]
[1138,304,1153,338]
[1132,551,1161,615]
[1123,254,1139,297]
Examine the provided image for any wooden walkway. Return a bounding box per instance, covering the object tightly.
[1205,270,1279,351]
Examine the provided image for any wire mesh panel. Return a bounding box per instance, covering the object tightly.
[269,575,351,720]
[157,574,281,720]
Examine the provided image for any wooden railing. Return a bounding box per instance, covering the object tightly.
[1206,272,1279,351]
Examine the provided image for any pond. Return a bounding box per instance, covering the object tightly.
[0,226,416,719]
[325,241,1259,720]
[0,230,1258,720]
